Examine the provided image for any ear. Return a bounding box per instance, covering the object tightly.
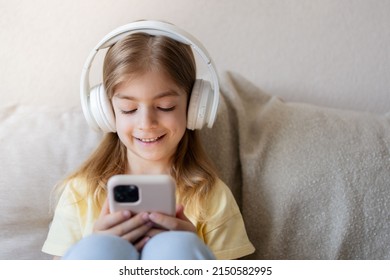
[187,79,213,130]
[90,83,116,133]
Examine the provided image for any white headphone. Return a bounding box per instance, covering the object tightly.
[80,20,220,133]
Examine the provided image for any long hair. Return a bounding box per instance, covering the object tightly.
[58,33,217,221]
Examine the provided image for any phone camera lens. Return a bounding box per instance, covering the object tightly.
[114,185,139,203]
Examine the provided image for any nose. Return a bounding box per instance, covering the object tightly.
[137,107,157,130]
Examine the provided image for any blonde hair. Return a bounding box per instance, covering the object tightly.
[58,33,217,221]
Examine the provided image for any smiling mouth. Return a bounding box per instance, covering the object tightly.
[136,135,165,143]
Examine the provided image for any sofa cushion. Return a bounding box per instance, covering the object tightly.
[200,72,390,259]
[0,105,102,259]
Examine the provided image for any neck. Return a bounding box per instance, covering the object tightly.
[126,154,172,175]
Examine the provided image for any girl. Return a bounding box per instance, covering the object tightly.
[42,22,255,260]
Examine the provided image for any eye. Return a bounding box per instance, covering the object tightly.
[121,109,137,115]
[158,106,175,112]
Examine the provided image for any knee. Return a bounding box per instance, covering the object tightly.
[151,231,199,245]
[141,231,215,260]
[62,234,139,260]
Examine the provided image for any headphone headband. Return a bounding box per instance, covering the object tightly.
[81,20,219,131]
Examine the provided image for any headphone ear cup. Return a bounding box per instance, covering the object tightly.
[89,84,116,133]
[187,79,213,130]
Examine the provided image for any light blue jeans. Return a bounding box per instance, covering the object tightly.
[62,231,215,260]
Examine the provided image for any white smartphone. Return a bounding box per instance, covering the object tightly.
[107,174,176,216]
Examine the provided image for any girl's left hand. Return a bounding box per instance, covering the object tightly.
[146,204,196,237]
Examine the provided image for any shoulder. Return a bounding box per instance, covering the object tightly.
[211,178,235,196]
[210,178,240,207]
[55,178,88,208]
[206,178,241,223]
[199,178,256,259]
[42,178,91,256]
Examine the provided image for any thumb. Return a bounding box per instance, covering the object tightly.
[99,197,110,217]
[176,204,189,221]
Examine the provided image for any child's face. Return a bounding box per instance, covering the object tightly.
[112,70,188,171]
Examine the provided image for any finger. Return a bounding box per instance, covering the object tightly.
[94,210,131,232]
[134,236,150,251]
[114,212,151,241]
[175,204,184,216]
[133,228,166,251]
[99,198,110,218]
[121,222,153,243]
[145,227,166,238]
[149,212,195,232]
[175,204,191,222]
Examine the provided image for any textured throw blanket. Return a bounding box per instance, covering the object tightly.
[200,72,390,259]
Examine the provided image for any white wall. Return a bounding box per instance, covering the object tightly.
[1,0,389,113]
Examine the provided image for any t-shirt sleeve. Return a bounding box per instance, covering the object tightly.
[200,180,255,259]
[41,183,83,257]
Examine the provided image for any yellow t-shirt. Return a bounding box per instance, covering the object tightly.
[42,178,255,259]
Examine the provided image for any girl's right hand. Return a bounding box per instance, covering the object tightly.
[93,198,153,251]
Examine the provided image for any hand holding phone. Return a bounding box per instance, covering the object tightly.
[107,174,176,216]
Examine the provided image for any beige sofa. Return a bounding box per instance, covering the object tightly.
[1,72,389,260]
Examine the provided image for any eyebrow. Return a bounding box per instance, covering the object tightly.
[114,91,181,101]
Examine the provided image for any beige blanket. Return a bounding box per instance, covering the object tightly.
[200,72,390,259]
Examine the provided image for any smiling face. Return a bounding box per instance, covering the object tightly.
[112,70,188,174]
[103,33,196,174]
